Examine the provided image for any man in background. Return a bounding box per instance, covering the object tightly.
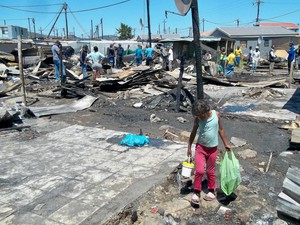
[51,40,66,81]
[116,44,124,69]
[269,45,276,74]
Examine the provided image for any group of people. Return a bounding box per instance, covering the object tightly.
[134,44,174,70]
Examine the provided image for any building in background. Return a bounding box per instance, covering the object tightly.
[0,25,29,39]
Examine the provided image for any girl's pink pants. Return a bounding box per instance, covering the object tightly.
[194,144,218,192]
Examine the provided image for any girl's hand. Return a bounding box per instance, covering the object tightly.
[187,148,192,157]
[225,146,231,151]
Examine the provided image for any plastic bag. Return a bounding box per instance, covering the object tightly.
[120,134,149,147]
[220,151,242,196]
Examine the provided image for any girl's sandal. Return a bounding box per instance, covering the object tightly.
[203,192,216,201]
[191,193,200,205]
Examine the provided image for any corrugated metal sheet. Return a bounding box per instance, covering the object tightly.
[217,26,297,37]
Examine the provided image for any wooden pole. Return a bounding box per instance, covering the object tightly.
[18,35,26,106]
[191,0,203,100]
[176,55,185,112]
[288,61,294,88]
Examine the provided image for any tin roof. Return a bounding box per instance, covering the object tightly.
[260,22,299,29]
[214,26,297,38]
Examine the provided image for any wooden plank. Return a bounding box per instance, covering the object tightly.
[286,166,300,186]
[283,177,300,204]
[117,70,136,79]
[291,128,300,144]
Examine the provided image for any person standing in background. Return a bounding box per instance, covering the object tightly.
[296,45,300,70]
[219,47,227,76]
[107,44,116,68]
[80,45,89,79]
[168,46,174,71]
[234,46,242,67]
[287,41,296,74]
[225,48,235,77]
[247,46,253,65]
[269,45,276,74]
[252,46,260,73]
[144,44,154,66]
[135,44,143,66]
[87,46,104,81]
[51,40,66,81]
[116,44,124,69]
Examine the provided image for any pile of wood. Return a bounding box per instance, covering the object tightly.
[276,166,300,222]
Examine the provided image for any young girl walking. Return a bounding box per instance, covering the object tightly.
[187,100,231,204]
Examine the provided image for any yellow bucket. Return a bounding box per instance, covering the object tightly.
[181,160,194,177]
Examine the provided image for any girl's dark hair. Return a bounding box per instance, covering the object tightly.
[192,100,210,116]
[94,46,98,52]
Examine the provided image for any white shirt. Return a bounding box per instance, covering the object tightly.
[252,50,260,62]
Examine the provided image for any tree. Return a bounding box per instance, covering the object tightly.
[116,23,133,40]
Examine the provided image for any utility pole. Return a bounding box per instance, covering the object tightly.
[235,19,240,27]
[163,19,167,34]
[202,18,205,32]
[63,28,65,38]
[100,18,103,39]
[4,20,6,25]
[158,24,160,34]
[91,20,93,40]
[175,28,177,34]
[168,27,170,34]
[39,27,43,38]
[63,2,68,39]
[73,27,75,39]
[191,0,203,99]
[146,0,152,47]
[254,0,263,26]
[18,35,26,106]
[28,18,32,39]
[32,18,36,39]
[96,25,99,39]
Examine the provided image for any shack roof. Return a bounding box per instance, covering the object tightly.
[213,26,298,38]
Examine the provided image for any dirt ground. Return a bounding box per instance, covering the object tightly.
[32,94,299,225]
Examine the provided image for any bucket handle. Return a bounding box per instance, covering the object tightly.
[187,156,191,164]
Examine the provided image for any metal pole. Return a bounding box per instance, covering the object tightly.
[32,18,36,39]
[146,0,152,47]
[4,20,6,25]
[191,0,203,99]
[18,35,26,106]
[101,18,103,39]
[91,20,93,40]
[63,2,68,39]
[28,18,32,39]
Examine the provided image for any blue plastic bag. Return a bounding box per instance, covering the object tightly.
[120,134,149,147]
[220,151,242,196]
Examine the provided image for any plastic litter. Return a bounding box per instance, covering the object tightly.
[120,134,149,147]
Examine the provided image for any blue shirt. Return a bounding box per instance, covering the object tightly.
[135,48,142,59]
[145,47,154,59]
[287,46,296,61]
[87,52,104,64]
[197,110,219,147]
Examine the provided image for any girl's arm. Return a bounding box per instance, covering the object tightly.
[187,117,199,157]
[217,112,231,151]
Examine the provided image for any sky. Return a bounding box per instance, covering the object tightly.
[0,0,299,38]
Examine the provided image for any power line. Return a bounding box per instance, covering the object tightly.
[68,6,90,38]
[261,8,300,21]
[0,0,130,14]
[1,3,63,8]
